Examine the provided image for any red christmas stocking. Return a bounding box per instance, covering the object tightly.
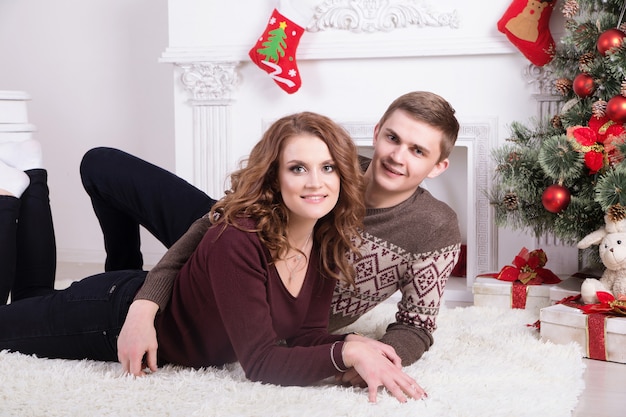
[249,9,305,94]
[497,0,556,66]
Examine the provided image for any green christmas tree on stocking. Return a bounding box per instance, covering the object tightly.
[249,8,304,94]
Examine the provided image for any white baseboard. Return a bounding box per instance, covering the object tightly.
[56,249,166,268]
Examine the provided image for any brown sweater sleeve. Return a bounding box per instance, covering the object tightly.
[380,323,434,366]
[133,215,212,311]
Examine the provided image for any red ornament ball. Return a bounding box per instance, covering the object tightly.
[606,95,626,124]
[542,184,571,214]
[572,73,595,98]
[597,28,626,56]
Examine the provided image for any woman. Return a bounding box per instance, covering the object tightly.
[0,112,424,403]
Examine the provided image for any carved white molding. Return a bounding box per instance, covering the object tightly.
[524,64,558,97]
[344,119,497,289]
[523,63,564,121]
[175,62,239,196]
[160,0,512,63]
[177,62,239,103]
[307,0,459,33]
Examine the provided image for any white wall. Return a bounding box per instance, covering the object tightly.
[0,0,173,265]
[0,0,578,275]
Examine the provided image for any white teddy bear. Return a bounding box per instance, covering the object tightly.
[577,214,626,304]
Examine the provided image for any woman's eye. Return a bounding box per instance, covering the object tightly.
[323,165,335,173]
[290,166,306,174]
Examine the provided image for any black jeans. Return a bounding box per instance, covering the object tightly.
[0,169,56,304]
[80,147,217,271]
[0,269,145,361]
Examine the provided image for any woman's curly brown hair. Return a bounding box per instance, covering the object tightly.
[210,112,365,286]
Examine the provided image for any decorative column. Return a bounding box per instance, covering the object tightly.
[177,62,239,197]
[525,64,562,121]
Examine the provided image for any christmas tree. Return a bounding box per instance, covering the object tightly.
[491,0,626,261]
[257,21,289,63]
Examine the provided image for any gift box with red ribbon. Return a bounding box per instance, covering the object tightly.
[472,276,567,312]
[540,303,626,364]
[472,247,565,313]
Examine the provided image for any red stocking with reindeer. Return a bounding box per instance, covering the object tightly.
[498,0,556,66]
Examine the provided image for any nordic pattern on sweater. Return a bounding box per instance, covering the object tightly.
[327,186,461,364]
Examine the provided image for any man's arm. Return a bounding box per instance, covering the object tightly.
[384,243,461,365]
[118,214,212,375]
[133,214,212,311]
[379,323,434,365]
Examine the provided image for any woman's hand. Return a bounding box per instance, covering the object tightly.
[340,340,427,403]
[117,299,160,376]
[344,333,402,367]
[337,334,403,388]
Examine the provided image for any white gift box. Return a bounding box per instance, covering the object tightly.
[540,303,626,364]
[472,276,567,313]
[0,91,31,124]
[549,276,583,303]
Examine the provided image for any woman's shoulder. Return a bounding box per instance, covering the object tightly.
[203,217,260,246]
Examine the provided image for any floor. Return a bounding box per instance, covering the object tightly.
[56,262,624,416]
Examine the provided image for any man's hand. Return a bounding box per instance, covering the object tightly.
[335,368,366,388]
[117,299,160,376]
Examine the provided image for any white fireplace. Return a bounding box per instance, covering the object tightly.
[160,0,548,301]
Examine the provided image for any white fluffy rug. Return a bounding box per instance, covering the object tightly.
[0,304,585,417]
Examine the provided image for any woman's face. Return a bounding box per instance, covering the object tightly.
[278,133,340,223]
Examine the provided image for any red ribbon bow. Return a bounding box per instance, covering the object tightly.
[495,247,561,285]
[580,291,626,316]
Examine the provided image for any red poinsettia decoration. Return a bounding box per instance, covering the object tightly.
[567,116,626,174]
[588,115,625,144]
[580,291,626,316]
[496,247,561,285]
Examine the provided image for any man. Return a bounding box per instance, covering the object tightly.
[80,91,461,380]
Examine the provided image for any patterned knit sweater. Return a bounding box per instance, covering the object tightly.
[329,186,461,364]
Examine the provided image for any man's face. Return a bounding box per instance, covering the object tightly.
[367,109,449,208]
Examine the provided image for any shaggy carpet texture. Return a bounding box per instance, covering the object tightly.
[0,303,585,417]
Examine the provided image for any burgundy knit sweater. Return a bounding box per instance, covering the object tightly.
[154,220,346,386]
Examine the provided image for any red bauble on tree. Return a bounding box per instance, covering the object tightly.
[542,184,571,213]
[572,73,596,98]
[606,95,626,124]
[597,28,626,56]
